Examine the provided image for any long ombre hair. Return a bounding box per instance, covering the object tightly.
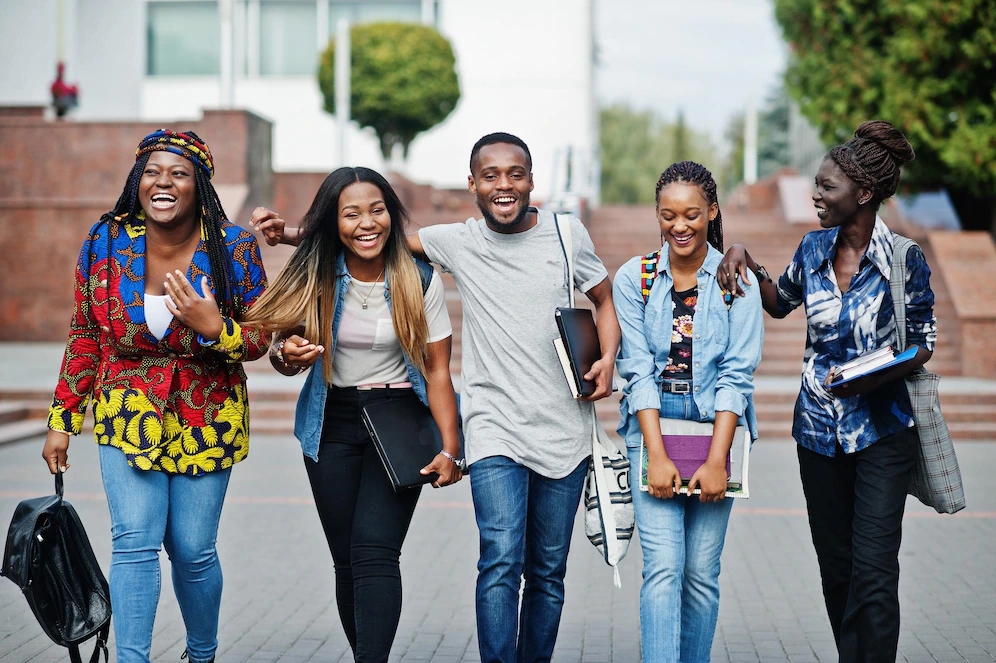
[242,167,429,382]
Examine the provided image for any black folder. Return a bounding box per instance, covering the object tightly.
[555,307,601,398]
[361,398,447,492]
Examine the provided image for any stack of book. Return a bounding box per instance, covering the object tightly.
[639,419,750,499]
[827,345,919,389]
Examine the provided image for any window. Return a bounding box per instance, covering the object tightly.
[147,2,221,76]
[260,1,318,75]
[328,1,425,31]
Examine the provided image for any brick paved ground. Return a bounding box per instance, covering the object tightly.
[2,432,994,663]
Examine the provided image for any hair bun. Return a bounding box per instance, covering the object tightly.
[854,120,915,166]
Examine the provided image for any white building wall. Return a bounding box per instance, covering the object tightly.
[1,0,595,199]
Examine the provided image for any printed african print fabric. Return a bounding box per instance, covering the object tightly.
[664,286,696,380]
[775,218,937,456]
[48,217,269,475]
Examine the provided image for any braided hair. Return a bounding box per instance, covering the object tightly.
[826,121,915,206]
[655,161,724,252]
[97,130,237,317]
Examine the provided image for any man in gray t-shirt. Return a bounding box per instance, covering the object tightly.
[411,133,619,663]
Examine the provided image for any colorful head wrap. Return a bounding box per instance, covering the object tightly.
[135,129,215,179]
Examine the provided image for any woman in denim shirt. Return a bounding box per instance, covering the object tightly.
[242,168,462,662]
[719,122,935,662]
[614,162,763,663]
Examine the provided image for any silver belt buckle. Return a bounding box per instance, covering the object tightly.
[665,381,691,394]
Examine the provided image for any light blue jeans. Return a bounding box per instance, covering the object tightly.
[470,455,588,663]
[98,444,231,663]
[627,391,734,663]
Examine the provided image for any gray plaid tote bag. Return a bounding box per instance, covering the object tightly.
[890,236,966,514]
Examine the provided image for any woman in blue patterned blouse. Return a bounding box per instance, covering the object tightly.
[718,121,936,663]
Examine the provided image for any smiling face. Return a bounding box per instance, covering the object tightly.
[138,151,198,227]
[469,142,534,231]
[657,182,717,263]
[337,180,391,272]
[813,158,871,228]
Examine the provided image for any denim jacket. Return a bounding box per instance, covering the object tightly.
[293,252,434,460]
[613,245,764,448]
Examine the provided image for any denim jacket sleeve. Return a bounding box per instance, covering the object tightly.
[714,278,764,416]
[613,257,662,415]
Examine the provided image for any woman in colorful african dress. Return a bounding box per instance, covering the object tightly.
[614,161,763,663]
[243,167,462,663]
[718,121,934,662]
[42,130,269,663]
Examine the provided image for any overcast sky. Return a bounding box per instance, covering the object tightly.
[595,0,788,151]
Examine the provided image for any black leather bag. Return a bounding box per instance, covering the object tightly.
[1,471,111,663]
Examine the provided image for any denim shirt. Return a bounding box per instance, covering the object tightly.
[293,252,434,460]
[775,219,937,456]
[614,245,764,448]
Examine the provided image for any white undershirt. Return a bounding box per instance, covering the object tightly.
[332,271,452,387]
[144,294,174,341]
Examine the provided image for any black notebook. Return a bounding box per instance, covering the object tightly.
[361,398,447,492]
[554,307,601,398]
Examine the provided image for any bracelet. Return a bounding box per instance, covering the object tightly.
[271,338,305,375]
[439,450,462,466]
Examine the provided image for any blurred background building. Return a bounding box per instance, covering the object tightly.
[0,0,599,203]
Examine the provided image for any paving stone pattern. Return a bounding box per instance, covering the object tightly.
[1,435,994,663]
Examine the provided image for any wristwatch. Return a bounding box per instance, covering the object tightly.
[753,264,773,283]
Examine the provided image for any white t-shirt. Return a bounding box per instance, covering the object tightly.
[145,294,173,341]
[332,270,452,387]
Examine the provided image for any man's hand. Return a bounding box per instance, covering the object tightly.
[581,356,615,401]
[250,207,300,246]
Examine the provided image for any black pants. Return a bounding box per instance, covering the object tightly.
[305,386,422,663]
[797,427,918,663]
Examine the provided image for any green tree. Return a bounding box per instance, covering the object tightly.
[758,85,792,180]
[672,109,690,163]
[600,105,715,205]
[719,111,746,196]
[319,22,460,161]
[774,0,996,232]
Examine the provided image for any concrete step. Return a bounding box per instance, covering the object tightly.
[0,419,49,446]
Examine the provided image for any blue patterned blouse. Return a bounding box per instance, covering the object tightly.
[775,218,937,456]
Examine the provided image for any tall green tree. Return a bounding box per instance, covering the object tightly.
[600,105,715,205]
[319,22,460,161]
[758,85,792,180]
[774,0,996,232]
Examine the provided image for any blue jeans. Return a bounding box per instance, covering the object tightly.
[627,391,734,663]
[470,455,588,663]
[98,444,231,663]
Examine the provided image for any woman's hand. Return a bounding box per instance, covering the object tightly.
[420,453,463,488]
[281,335,324,368]
[42,430,70,474]
[717,244,751,298]
[164,272,224,341]
[647,455,681,499]
[687,460,728,503]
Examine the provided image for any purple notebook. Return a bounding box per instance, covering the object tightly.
[662,433,731,480]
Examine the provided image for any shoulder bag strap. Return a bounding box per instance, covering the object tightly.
[553,212,576,307]
[641,251,661,303]
[889,235,917,352]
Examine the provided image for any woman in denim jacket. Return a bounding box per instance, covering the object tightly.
[614,162,763,663]
[242,167,462,663]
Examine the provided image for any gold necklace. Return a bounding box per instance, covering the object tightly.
[356,270,385,310]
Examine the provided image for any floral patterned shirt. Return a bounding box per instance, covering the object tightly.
[664,286,696,380]
[47,217,269,475]
[775,218,936,456]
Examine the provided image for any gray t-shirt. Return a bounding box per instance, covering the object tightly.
[418,208,608,478]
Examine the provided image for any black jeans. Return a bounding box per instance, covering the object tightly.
[305,386,422,663]
[797,427,918,663]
